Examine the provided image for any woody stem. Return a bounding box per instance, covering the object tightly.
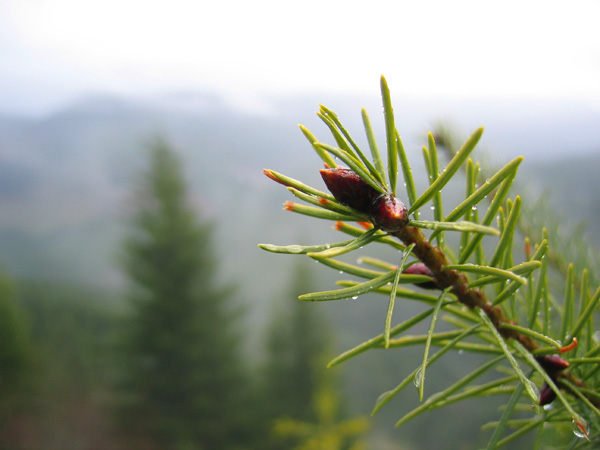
[390,224,600,408]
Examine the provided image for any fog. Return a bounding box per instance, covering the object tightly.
[0,1,599,448]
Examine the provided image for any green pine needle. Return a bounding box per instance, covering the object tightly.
[328,308,435,368]
[362,108,387,187]
[416,288,451,401]
[299,267,396,302]
[259,241,356,255]
[409,220,499,235]
[316,142,386,194]
[478,309,540,409]
[384,244,414,349]
[396,130,419,219]
[282,202,364,222]
[380,75,398,194]
[489,196,522,268]
[408,127,483,215]
[307,228,380,259]
[445,263,529,284]
[371,324,483,416]
[298,124,337,167]
[394,355,504,427]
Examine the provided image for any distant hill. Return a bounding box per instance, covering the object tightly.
[521,152,600,244]
[0,90,598,450]
[0,91,597,287]
[0,90,597,304]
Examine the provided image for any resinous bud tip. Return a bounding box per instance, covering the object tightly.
[403,263,438,290]
[539,383,557,406]
[370,195,408,232]
[319,167,380,213]
[536,354,570,375]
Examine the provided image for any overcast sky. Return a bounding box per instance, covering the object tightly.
[1,0,599,115]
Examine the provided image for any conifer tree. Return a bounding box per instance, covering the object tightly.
[0,273,34,438]
[262,262,369,450]
[117,140,250,449]
[262,261,328,425]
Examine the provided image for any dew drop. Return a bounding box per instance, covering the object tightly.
[458,349,464,355]
[413,366,423,388]
[339,271,344,274]
[572,419,590,439]
[543,403,553,411]
[430,206,435,210]
[593,330,600,344]
[351,295,359,300]
[528,380,540,402]
[325,243,331,249]
[471,205,478,211]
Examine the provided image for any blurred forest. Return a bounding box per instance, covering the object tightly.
[0,92,599,449]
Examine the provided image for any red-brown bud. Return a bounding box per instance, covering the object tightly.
[536,354,570,375]
[319,167,380,213]
[320,167,409,233]
[539,383,557,406]
[370,194,408,232]
[403,263,438,290]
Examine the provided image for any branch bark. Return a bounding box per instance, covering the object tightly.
[392,224,600,409]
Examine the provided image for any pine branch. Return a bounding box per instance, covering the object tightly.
[390,213,599,413]
[260,76,599,446]
[433,124,600,290]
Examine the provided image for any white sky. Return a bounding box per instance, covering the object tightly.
[1,0,600,115]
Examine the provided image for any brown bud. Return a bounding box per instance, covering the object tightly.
[320,167,409,233]
[403,263,438,290]
[536,354,570,375]
[319,167,381,214]
[539,382,557,406]
[370,195,408,232]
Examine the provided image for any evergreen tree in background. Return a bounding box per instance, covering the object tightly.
[0,273,34,437]
[116,140,251,449]
[261,261,331,447]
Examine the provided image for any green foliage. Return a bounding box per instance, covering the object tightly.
[0,273,34,419]
[17,281,118,392]
[262,262,329,421]
[117,140,252,449]
[271,357,370,450]
[9,280,122,449]
[260,261,334,449]
[260,77,600,448]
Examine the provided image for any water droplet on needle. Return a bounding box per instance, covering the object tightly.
[572,419,590,439]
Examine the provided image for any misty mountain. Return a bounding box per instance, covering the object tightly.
[0,89,598,354]
[0,90,598,288]
[0,90,598,449]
